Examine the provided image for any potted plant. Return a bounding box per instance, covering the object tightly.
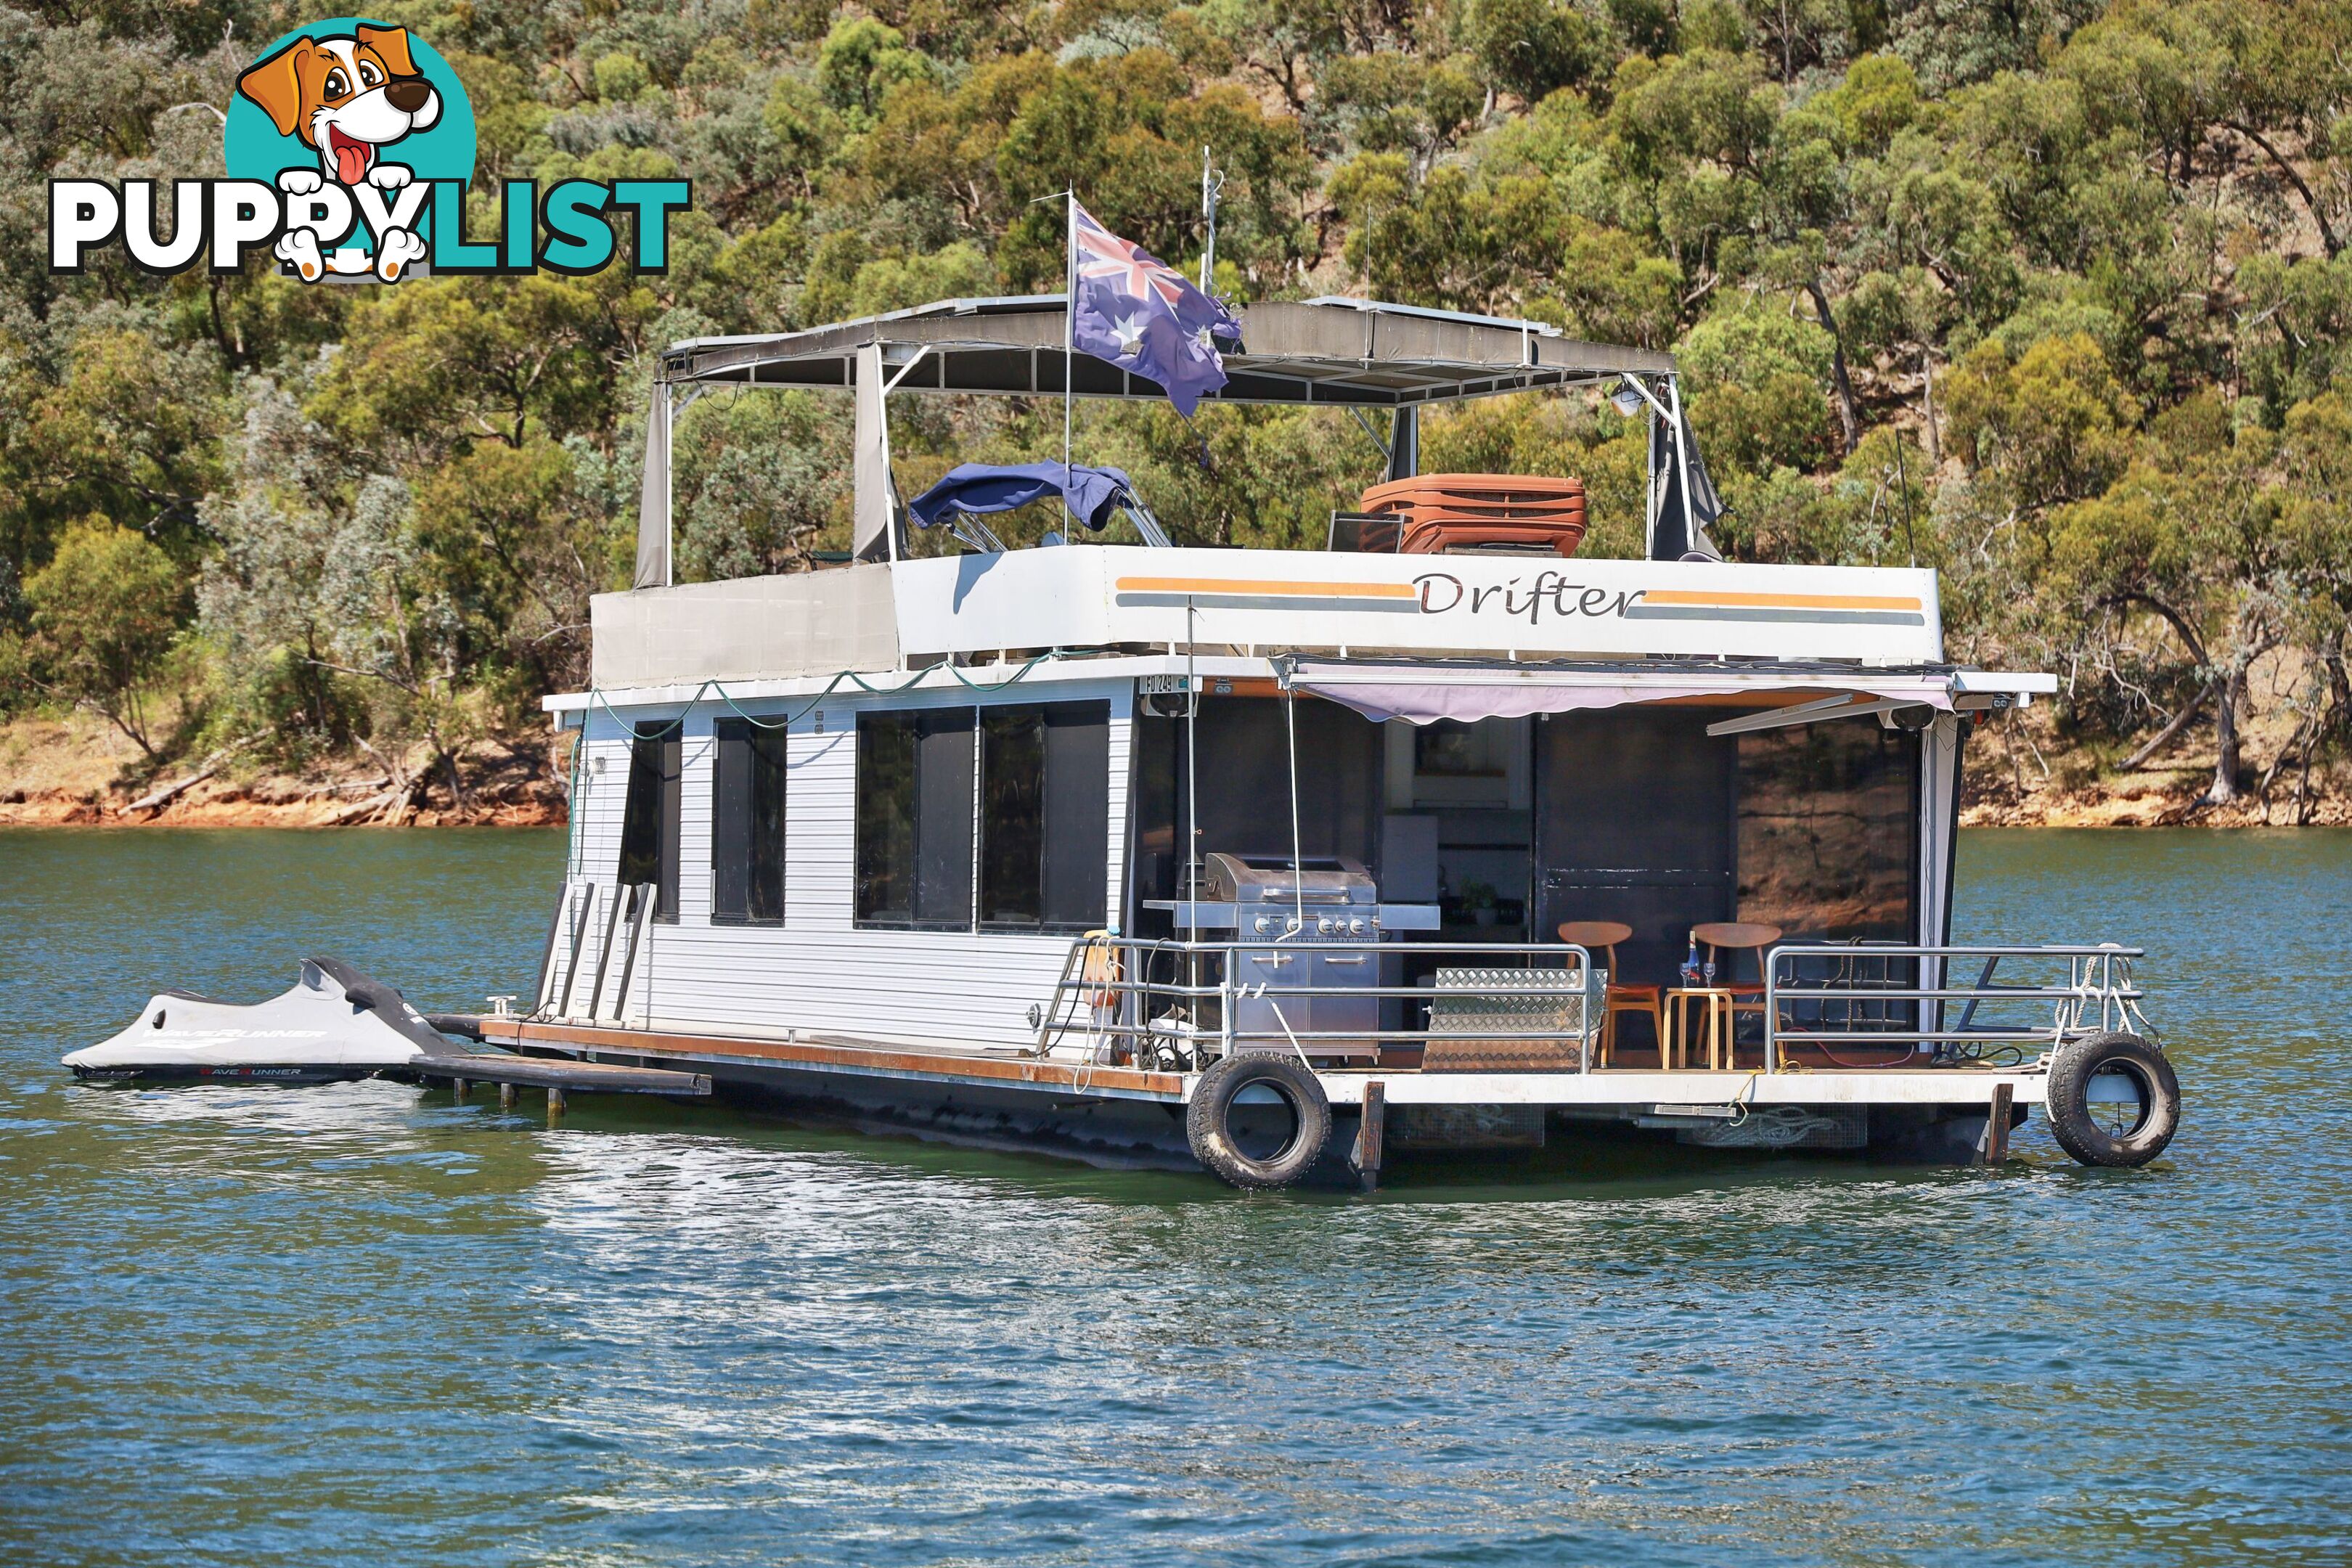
[1461,880,1498,928]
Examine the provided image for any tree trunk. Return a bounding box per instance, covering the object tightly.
[2119,681,2212,772]
[441,748,471,814]
[2204,663,2247,806]
[1804,279,1860,456]
[1920,346,1940,468]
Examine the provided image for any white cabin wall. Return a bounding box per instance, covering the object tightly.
[564,677,1133,1049]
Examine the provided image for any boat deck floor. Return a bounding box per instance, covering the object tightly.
[479,1018,2042,1105]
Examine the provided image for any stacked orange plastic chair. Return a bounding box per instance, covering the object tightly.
[1357,474,1588,558]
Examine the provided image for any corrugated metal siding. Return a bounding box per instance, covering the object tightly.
[552,679,1132,1048]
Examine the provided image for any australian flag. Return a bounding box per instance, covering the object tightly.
[1069,200,1241,418]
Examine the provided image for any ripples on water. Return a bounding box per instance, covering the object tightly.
[0,827,2346,1567]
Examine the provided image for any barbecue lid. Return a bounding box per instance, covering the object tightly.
[1202,853,1376,904]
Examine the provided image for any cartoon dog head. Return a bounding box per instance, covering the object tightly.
[236,25,441,186]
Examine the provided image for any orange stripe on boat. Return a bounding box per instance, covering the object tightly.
[1639,589,1922,611]
[1114,577,1418,600]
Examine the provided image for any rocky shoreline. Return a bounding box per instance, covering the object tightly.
[1,714,2341,830]
[0,783,565,828]
[0,719,570,828]
[5,775,2343,833]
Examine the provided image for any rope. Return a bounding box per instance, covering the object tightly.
[1263,995,1317,1074]
[1726,1067,1762,1126]
[578,654,1063,743]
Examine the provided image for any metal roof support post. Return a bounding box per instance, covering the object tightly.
[1386,407,1418,483]
[1642,395,1659,560]
[1667,374,1697,560]
[1281,660,1304,932]
[1184,596,1200,943]
[632,377,671,589]
[852,340,898,563]
[1063,195,1077,531]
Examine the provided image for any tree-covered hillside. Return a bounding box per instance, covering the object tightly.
[4,0,2349,821]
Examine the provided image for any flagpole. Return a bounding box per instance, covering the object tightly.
[1063,191,1076,528]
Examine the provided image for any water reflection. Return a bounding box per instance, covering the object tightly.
[1,827,2348,1566]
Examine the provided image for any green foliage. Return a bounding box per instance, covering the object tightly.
[1942,331,2139,512]
[1460,0,1608,102]
[5,0,2352,792]
[21,518,186,756]
[1678,298,1837,474]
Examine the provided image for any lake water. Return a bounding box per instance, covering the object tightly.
[1,827,2346,1566]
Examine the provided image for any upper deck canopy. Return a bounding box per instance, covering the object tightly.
[658,295,1675,408]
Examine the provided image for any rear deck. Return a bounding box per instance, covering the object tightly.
[471,934,2140,1175]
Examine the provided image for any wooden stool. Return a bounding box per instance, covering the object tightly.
[1665,987,1736,1069]
[1556,921,1660,1067]
[1691,921,1784,1067]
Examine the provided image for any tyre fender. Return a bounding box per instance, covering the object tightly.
[1185,1053,1332,1190]
[2045,1031,2180,1168]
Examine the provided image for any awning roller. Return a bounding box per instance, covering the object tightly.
[1283,660,1953,726]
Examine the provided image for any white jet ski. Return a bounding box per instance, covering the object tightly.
[65,957,457,1083]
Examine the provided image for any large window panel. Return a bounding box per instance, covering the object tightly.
[855,709,976,929]
[1040,703,1111,928]
[617,722,681,923]
[981,702,1109,931]
[912,709,976,927]
[854,712,918,924]
[1532,709,1735,986]
[713,718,787,925]
[981,709,1045,926]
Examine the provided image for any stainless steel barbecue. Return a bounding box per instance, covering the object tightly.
[1198,855,1382,1055]
[1202,854,1378,934]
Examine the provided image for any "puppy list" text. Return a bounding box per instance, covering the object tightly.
[49,177,693,282]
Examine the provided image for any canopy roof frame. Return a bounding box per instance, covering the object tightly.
[632,294,1688,590]
[657,295,1677,408]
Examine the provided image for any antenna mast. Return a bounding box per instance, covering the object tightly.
[1199,147,1224,293]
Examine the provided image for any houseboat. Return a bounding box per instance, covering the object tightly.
[476,295,2180,1187]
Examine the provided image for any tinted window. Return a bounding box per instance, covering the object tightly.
[912,710,976,927]
[854,712,917,924]
[617,722,681,923]
[1533,709,1734,985]
[856,709,976,928]
[980,709,1045,926]
[713,719,787,924]
[981,702,1109,931]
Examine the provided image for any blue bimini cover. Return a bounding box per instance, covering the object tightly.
[907,462,1136,533]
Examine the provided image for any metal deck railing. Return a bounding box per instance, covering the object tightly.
[1036,936,2155,1075]
[1763,942,2154,1073]
[1032,936,1599,1070]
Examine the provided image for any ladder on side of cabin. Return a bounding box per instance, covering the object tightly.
[530,880,658,1027]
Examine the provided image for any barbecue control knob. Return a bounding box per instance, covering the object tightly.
[1252,915,1278,935]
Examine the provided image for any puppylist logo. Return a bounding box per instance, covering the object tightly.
[50,18,689,282]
